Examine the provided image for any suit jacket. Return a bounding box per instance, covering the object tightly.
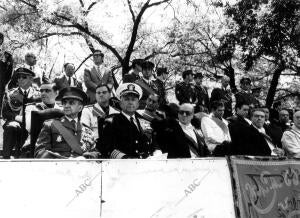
[153,118,209,158]
[84,65,113,103]
[228,115,251,155]
[98,112,153,158]
[235,90,257,106]
[237,124,272,156]
[53,75,83,91]
[35,116,83,158]
[175,81,197,105]
[195,85,209,109]
[264,122,283,148]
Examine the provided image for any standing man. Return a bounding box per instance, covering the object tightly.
[0,33,13,110]
[54,63,82,91]
[99,83,159,158]
[135,61,157,109]
[175,69,197,105]
[235,77,257,108]
[81,84,119,138]
[123,59,144,83]
[152,67,169,109]
[210,75,233,118]
[35,87,97,159]
[194,72,209,112]
[2,68,40,158]
[84,50,114,104]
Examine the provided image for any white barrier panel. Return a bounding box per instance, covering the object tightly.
[0,160,102,218]
[0,159,235,218]
[101,159,235,218]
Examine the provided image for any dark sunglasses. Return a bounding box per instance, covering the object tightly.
[178,110,193,116]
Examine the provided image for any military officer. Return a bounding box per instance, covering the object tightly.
[98,83,160,158]
[123,58,144,83]
[2,67,40,158]
[175,69,197,105]
[235,77,257,108]
[81,83,119,138]
[135,61,157,109]
[35,87,97,159]
[194,72,209,112]
[152,67,169,109]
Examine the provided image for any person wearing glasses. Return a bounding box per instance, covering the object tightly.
[81,83,119,138]
[35,87,98,159]
[1,67,40,158]
[153,103,209,158]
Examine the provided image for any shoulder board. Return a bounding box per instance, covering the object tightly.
[84,104,94,108]
[25,102,36,107]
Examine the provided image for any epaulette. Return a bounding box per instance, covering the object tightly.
[84,104,94,109]
[25,102,36,107]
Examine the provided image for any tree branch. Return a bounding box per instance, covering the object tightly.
[79,0,85,8]
[127,0,136,22]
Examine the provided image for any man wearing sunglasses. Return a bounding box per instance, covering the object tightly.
[1,67,40,158]
[35,87,98,159]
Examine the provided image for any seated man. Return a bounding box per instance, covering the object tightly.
[201,101,231,156]
[155,103,209,158]
[282,110,300,158]
[2,67,40,158]
[81,84,119,138]
[98,83,160,158]
[35,87,97,159]
[137,94,163,122]
[238,108,284,156]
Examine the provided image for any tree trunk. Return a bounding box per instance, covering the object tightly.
[224,65,237,93]
[265,64,285,108]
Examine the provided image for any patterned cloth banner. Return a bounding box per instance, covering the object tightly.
[229,157,300,218]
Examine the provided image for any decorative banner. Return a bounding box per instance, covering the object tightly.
[229,157,300,218]
[101,159,235,218]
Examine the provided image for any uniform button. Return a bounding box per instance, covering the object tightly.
[135,140,138,144]
[135,150,138,153]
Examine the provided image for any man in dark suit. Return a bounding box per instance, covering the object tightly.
[135,61,157,109]
[154,103,209,158]
[175,69,197,105]
[228,101,251,154]
[236,108,284,156]
[35,87,97,159]
[152,67,169,109]
[98,83,160,158]
[2,68,40,158]
[194,72,209,112]
[84,50,113,103]
[53,63,83,91]
[235,77,257,108]
[123,59,144,83]
[210,75,233,118]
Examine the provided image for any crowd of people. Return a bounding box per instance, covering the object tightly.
[1,36,299,159]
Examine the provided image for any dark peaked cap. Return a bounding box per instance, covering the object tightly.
[141,61,155,69]
[56,87,88,105]
[14,67,35,77]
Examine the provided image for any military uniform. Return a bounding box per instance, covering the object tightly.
[81,103,119,138]
[135,78,158,109]
[98,112,154,158]
[152,78,167,109]
[2,86,40,158]
[35,86,97,159]
[175,81,197,105]
[195,84,209,110]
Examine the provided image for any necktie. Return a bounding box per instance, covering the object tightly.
[68,77,71,86]
[130,116,139,131]
[70,119,76,130]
